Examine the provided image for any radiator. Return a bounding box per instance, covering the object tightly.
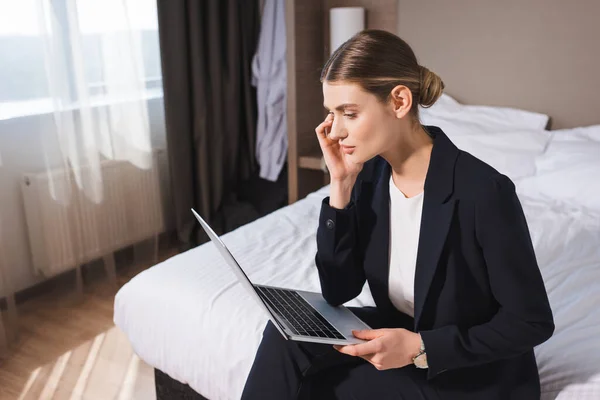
[21,150,166,278]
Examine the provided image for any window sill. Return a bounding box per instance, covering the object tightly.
[0,88,164,122]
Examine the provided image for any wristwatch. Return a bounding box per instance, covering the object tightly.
[412,334,428,369]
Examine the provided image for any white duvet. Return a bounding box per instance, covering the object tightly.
[114,183,600,400]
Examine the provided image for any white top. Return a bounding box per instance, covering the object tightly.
[388,175,424,317]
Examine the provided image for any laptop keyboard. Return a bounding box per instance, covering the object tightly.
[256,286,346,340]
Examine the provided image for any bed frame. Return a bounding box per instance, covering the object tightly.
[155,0,600,398]
[155,369,208,400]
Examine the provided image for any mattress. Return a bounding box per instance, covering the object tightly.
[114,184,600,400]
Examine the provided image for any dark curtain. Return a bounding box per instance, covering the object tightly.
[157,0,262,246]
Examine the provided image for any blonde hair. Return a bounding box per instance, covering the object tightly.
[321,29,444,117]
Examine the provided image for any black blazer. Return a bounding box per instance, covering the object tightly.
[315,126,555,399]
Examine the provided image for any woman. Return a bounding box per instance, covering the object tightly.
[241,29,554,400]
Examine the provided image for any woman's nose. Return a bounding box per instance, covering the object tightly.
[328,119,347,141]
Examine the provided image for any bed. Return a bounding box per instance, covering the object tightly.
[114,97,600,398]
[115,0,600,397]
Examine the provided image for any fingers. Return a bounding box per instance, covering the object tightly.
[359,354,385,370]
[315,113,334,142]
[352,329,385,340]
[334,340,380,357]
[333,349,384,370]
[315,119,333,142]
[333,344,354,355]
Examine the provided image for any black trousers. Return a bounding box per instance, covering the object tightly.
[241,307,442,400]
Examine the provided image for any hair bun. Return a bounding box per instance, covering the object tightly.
[419,65,445,108]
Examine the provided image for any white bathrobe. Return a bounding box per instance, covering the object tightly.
[252,0,287,182]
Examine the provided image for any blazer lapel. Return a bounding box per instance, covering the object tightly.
[413,127,459,330]
[413,197,456,329]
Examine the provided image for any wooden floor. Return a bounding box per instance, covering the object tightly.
[0,245,177,400]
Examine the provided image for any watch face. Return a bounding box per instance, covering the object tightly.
[414,353,428,369]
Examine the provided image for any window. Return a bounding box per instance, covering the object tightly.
[0,0,163,121]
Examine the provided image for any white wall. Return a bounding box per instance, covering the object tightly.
[0,97,167,297]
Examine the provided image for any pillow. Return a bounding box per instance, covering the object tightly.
[420,93,550,136]
[448,129,551,180]
[516,138,600,215]
[450,129,551,153]
[549,124,600,143]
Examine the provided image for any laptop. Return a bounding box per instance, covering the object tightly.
[191,208,371,345]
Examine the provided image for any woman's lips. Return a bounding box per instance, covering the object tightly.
[341,145,355,154]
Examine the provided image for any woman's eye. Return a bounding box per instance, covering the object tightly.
[344,113,357,118]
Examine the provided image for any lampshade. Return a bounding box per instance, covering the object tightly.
[329,7,365,55]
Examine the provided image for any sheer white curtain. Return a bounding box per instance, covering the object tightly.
[0,0,166,284]
[36,0,158,202]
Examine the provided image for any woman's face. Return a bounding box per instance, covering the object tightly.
[322,81,403,164]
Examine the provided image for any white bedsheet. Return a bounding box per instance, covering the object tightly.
[114,185,600,400]
[114,187,375,399]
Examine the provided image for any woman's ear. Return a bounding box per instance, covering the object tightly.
[390,85,413,119]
